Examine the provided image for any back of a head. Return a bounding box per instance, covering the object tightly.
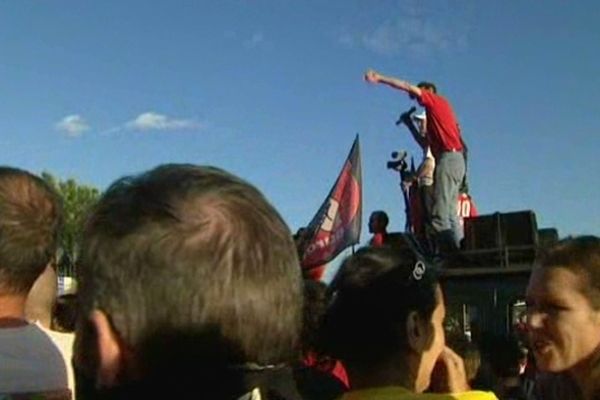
[0,167,62,295]
[324,241,438,367]
[537,235,600,308]
[77,164,303,372]
[301,279,329,355]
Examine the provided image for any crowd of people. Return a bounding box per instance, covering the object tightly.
[0,163,598,400]
[0,74,597,400]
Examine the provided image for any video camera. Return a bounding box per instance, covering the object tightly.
[386,150,408,171]
[395,106,416,126]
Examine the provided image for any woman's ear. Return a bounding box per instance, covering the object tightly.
[406,310,430,352]
[89,310,124,387]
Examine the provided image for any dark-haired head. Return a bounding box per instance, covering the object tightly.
[300,279,329,356]
[417,81,438,94]
[368,210,389,234]
[323,239,445,391]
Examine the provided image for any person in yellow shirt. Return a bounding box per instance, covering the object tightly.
[323,241,497,400]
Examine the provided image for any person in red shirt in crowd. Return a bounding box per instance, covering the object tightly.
[368,210,389,247]
[365,70,466,254]
[297,279,349,400]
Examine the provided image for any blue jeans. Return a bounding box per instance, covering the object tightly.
[431,151,466,247]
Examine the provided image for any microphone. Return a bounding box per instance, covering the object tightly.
[395,106,416,126]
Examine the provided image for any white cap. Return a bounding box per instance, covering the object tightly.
[413,111,426,120]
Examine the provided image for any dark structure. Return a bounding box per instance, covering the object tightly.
[438,210,555,340]
[440,263,531,341]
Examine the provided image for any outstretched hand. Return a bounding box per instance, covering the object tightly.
[364,69,380,84]
[429,346,470,394]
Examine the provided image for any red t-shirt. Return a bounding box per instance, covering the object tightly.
[303,351,350,388]
[417,90,463,157]
[370,232,386,247]
[304,264,326,281]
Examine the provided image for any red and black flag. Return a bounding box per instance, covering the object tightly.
[301,135,362,269]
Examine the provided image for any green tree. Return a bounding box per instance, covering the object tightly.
[41,172,101,275]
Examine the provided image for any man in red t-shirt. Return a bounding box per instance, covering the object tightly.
[365,69,466,253]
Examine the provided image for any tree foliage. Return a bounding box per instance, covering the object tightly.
[41,172,101,275]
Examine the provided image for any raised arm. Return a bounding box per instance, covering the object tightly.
[364,69,422,98]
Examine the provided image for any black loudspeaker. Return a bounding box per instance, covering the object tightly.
[500,210,538,248]
[538,228,559,248]
[463,210,538,265]
[463,213,501,251]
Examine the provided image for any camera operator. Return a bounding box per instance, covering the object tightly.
[365,69,465,254]
[398,109,435,252]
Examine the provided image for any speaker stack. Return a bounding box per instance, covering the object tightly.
[463,210,539,266]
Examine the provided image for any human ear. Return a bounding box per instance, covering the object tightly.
[406,311,430,352]
[89,310,124,387]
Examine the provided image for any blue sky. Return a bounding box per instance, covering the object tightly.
[0,0,598,243]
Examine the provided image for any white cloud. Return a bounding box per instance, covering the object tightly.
[55,115,90,137]
[362,17,452,57]
[126,112,201,132]
[338,2,470,57]
[244,32,264,48]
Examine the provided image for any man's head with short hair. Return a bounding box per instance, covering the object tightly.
[417,81,437,94]
[368,210,389,234]
[0,167,62,296]
[74,164,303,393]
